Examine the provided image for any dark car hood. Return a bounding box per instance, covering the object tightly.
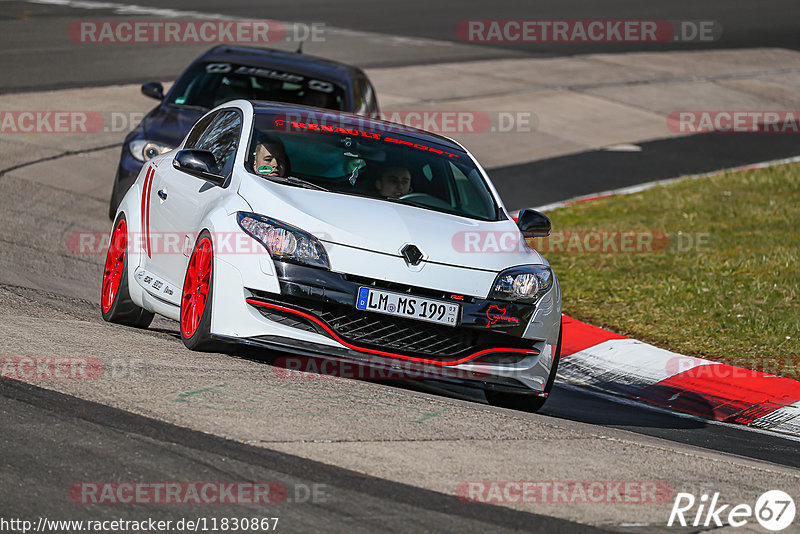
[139,104,206,147]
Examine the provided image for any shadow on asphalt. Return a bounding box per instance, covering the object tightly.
[96,323,800,468]
[226,343,709,431]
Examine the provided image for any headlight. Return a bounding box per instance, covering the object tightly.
[129,140,172,162]
[489,265,553,304]
[237,212,330,269]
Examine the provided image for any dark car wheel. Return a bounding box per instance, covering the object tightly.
[108,170,122,220]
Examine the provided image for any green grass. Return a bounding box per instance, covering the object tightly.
[539,162,800,378]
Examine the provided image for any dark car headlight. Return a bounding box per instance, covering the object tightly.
[129,139,173,162]
[489,265,553,304]
[237,212,330,269]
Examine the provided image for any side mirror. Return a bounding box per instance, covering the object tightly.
[516,209,551,238]
[141,82,164,100]
[173,149,226,187]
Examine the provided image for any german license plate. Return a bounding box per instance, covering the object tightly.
[355,287,460,327]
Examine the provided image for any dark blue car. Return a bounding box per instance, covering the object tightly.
[109,45,380,218]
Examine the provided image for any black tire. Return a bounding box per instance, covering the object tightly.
[180,231,225,352]
[108,172,123,220]
[101,214,154,328]
[486,323,562,412]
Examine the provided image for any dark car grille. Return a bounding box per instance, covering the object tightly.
[320,304,478,356]
[253,295,534,360]
[257,308,319,334]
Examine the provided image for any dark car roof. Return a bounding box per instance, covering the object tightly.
[196,45,365,87]
[249,101,466,153]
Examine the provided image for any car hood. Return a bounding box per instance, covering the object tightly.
[239,177,545,272]
[139,105,206,146]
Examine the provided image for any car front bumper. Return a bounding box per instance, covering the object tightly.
[210,256,562,395]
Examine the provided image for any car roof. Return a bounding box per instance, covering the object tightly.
[196,45,364,87]
[249,101,467,153]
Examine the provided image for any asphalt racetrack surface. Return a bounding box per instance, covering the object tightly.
[0,379,607,534]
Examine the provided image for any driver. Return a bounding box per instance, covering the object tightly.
[252,141,286,177]
[375,166,411,198]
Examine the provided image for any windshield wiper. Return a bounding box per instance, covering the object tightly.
[384,197,472,219]
[384,197,429,209]
[266,175,328,191]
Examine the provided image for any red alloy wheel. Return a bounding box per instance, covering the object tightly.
[181,236,213,339]
[101,218,127,313]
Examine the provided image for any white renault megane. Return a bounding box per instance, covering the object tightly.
[102,100,562,411]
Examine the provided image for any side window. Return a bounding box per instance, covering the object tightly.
[449,161,494,219]
[352,76,367,116]
[184,112,218,148]
[195,110,242,173]
[364,81,378,116]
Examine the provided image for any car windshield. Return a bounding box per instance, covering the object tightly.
[166,62,346,111]
[246,113,501,221]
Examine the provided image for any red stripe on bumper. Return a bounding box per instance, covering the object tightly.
[245,297,539,367]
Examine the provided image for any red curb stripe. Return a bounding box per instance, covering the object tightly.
[633,365,800,423]
[560,315,627,357]
[730,403,789,425]
[559,314,800,428]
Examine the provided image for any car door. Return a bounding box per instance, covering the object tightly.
[145,109,242,296]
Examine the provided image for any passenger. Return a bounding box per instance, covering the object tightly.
[252,141,285,177]
[375,166,411,198]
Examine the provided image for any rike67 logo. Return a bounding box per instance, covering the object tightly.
[668,490,796,531]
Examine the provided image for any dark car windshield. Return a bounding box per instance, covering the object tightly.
[166,62,347,111]
[245,113,501,221]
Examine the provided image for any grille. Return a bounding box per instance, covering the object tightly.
[248,290,534,360]
[314,302,531,359]
[256,308,319,334]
